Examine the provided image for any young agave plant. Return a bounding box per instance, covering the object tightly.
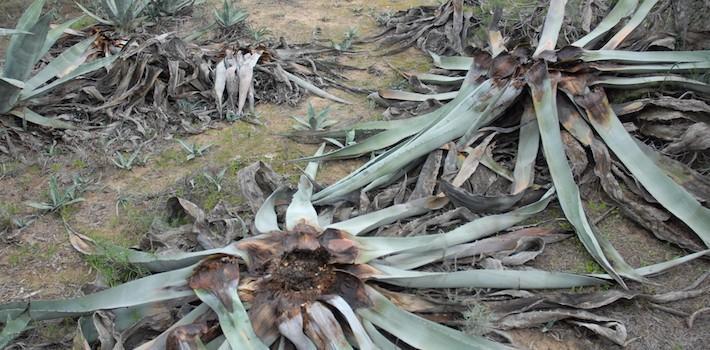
[0,0,117,129]
[291,102,336,131]
[299,0,710,288]
[76,0,150,31]
[1,144,648,349]
[152,0,204,16]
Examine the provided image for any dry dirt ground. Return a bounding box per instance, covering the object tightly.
[0,1,708,349]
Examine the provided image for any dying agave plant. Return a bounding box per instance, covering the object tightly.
[3,144,668,349]
[299,0,710,288]
[0,0,117,129]
[76,0,149,31]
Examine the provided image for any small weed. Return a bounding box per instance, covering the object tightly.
[177,139,213,161]
[84,239,149,287]
[462,304,492,336]
[333,27,358,51]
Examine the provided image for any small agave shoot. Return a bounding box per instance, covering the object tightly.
[26,176,85,212]
[304,0,710,287]
[177,139,213,161]
[291,102,336,131]
[4,145,672,349]
[0,0,117,129]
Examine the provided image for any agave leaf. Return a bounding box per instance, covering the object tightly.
[313,80,495,203]
[533,0,567,58]
[193,288,265,350]
[304,302,353,350]
[358,286,512,350]
[560,47,710,63]
[575,90,710,247]
[322,296,376,350]
[590,250,710,279]
[304,143,326,180]
[24,54,118,100]
[0,265,196,321]
[0,29,31,36]
[236,51,260,115]
[254,187,287,234]
[369,263,605,289]
[511,101,539,194]
[526,62,634,287]
[22,36,95,94]
[283,70,352,104]
[592,75,710,94]
[411,73,465,85]
[572,0,639,48]
[429,51,473,70]
[352,188,554,263]
[286,175,319,230]
[214,59,227,116]
[602,0,659,50]
[9,107,76,129]
[0,14,51,113]
[362,320,400,350]
[327,196,447,236]
[278,312,317,350]
[0,311,30,349]
[74,1,113,25]
[378,89,459,102]
[39,16,84,59]
[5,0,46,64]
[591,61,710,73]
[134,304,211,350]
[69,230,246,272]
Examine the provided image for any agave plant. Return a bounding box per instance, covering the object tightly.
[76,0,149,31]
[299,0,710,288]
[0,0,117,129]
[291,102,336,131]
[151,0,204,16]
[214,0,248,29]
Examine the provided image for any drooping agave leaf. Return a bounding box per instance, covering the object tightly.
[326,196,447,236]
[322,296,376,350]
[69,230,246,272]
[0,265,195,322]
[591,75,710,94]
[590,61,710,73]
[74,1,114,26]
[283,70,352,105]
[369,263,605,289]
[303,302,353,349]
[526,63,632,287]
[601,0,659,50]
[277,312,317,350]
[358,286,513,350]
[362,320,400,350]
[378,89,459,102]
[254,187,287,234]
[429,51,473,70]
[339,188,554,263]
[533,0,567,58]
[411,73,465,85]
[574,89,710,247]
[559,47,710,63]
[589,250,709,280]
[572,0,639,48]
[9,107,76,129]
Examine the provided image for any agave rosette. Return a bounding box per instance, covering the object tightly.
[0,143,632,349]
[301,0,710,288]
